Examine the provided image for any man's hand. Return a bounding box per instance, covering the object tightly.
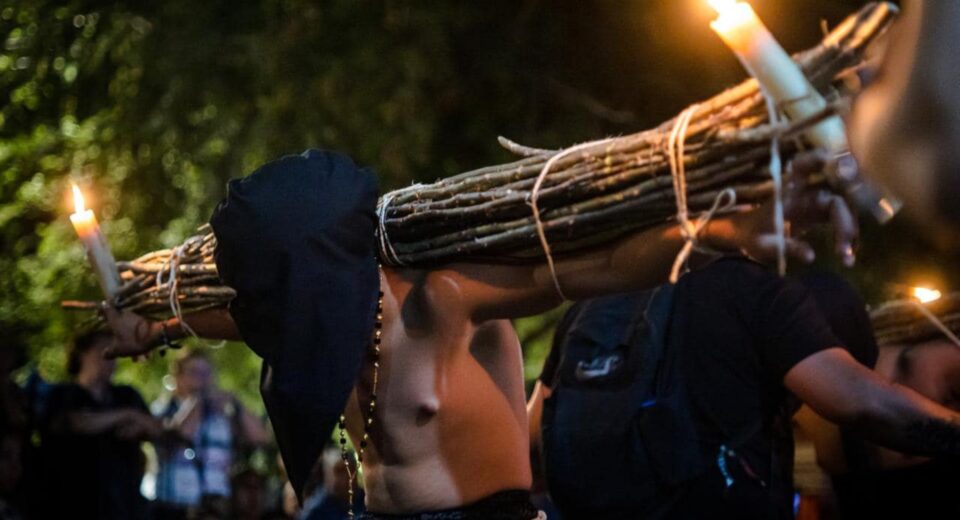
[723,150,859,267]
[101,306,163,359]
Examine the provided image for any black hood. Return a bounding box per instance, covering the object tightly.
[210,149,379,499]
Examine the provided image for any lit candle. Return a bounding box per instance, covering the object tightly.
[706,0,900,223]
[908,285,960,348]
[707,0,847,151]
[69,183,121,300]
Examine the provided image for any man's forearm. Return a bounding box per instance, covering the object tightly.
[541,222,694,300]
[64,410,133,435]
[851,382,960,459]
[552,215,751,299]
[156,308,242,344]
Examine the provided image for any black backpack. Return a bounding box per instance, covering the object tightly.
[541,285,708,518]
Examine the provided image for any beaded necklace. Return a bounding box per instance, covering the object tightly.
[338,276,384,519]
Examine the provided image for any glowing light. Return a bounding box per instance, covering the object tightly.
[707,0,738,14]
[71,183,86,214]
[707,0,759,40]
[68,182,120,298]
[912,287,942,304]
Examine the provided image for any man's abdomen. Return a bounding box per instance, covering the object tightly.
[359,322,531,513]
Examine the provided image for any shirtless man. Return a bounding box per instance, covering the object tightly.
[103,149,855,518]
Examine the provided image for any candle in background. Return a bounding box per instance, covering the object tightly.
[912,286,942,304]
[69,183,121,300]
[908,285,960,348]
[706,0,901,223]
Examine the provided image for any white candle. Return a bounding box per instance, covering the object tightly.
[707,0,900,223]
[708,0,846,151]
[69,184,121,299]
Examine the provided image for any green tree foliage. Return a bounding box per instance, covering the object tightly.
[1,0,607,402]
[3,0,954,407]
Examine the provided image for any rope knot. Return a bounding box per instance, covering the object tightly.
[679,220,699,243]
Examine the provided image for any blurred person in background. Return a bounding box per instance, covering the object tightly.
[152,349,269,520]
[39,330,161,520]
[850,1,960,245]
[230,468,267,520]
[0,421,24,520]
[528,263,960,519]
[0,346,26,520]
[297,446,363,520]
[798,294,960,519]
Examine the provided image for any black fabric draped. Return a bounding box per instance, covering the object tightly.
[210,149,379,499]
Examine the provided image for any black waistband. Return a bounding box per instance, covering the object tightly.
[361,490,538,520]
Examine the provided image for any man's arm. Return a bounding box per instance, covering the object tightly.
[103,306,240,358]
[850,0,960,232]
[55,409,138,435]
[114,412,164,441]
[786,348,960,459]
[456,151,857,322]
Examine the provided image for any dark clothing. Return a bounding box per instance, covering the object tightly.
[300,488,364,520]
[39,383,149,520]
[541,258,841,519]
[832,458,960,519]
[797,272,878,369]
[360,490,539,520]
[210,149,380,499]
[832,429,960,519]
[151,502,188,520]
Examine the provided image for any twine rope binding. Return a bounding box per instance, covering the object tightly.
[156,236,203,338]
[376,182,427,267]
[529,137,619,301]
[763,91,787,276]
[667,104,737,283]
[377,191,405,267]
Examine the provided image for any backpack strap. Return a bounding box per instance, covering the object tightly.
[630,284,677,409]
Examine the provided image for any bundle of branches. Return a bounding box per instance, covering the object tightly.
[379,2,897,265]
[64,3,895,319]
[63,225,236,320]
[871,293,960,346]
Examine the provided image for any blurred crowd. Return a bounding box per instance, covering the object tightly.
[0,333,358,520]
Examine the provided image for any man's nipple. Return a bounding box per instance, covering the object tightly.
[415,396,440,425]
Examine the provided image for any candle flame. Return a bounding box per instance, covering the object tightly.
[707,0,754,33]
[912,286,942,304]
[707,0,739,15]
[71,183,86,214]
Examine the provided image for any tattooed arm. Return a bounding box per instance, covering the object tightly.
[785,348,960,458]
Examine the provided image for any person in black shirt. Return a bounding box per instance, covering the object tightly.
[529,259,960,519]
[38,330,161,520]
[798,298,960,519]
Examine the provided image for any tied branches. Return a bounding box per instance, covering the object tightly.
[63,3,896,320]
[871,293,960,347]
[63,225,235,320]
[376,2,896,265]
